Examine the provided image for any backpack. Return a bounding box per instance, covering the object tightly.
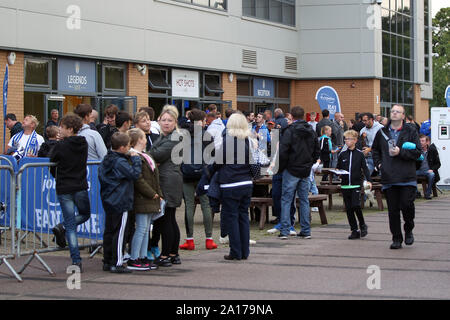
[181,137,204,180]
[420,120,431,137]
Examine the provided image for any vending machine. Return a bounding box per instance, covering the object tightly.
[431,107,450,188]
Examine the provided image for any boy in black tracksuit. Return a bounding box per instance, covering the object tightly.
[99,132,142,273]
[337,130,372,239]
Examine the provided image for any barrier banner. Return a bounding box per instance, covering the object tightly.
[17,158,104,240]
[0,156,17,227]
[315,86,341,120]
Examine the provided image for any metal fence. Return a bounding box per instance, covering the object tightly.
[0,158,104,282]
[0,156,20,281]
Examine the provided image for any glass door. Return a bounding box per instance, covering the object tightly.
[94,96,137,123]
[44,94,64,127]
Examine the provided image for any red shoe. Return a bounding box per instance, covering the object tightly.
[179,239,195,250]
[205,238,218,250]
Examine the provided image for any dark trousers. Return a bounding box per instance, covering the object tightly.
[152,207,180,257]
[103,211,128,267]
[384,186,416,242]
[342,188,365,231]
[220,185,252,260]
[321,159,330,181]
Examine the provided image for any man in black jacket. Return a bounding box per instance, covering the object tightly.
[278,106,320,239]
[416,134,441,199]
[372,105,421,249]
[4,113,22,138]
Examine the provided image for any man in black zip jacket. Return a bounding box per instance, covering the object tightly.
[337,130,372,239]
[279,106,320,239]
[372,105,421,249]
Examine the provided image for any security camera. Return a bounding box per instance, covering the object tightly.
[7,52,16,65]
[135,64,147,76]
[375,0,382,4]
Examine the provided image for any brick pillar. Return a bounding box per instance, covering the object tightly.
[414,84,430,123]
[222,72,237,111]
[126,63,148,109]
[0,50,24,152]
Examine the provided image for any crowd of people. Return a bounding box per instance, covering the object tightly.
[2,101,442,272]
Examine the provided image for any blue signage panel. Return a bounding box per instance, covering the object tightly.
[315,86,341,120]
[57,58,96,94]
[253,78,274,98]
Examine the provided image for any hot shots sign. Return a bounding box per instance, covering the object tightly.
[172,69,199,98]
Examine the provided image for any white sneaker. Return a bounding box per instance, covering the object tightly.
[267,228,279,234]
[311,207,319,212]
[123,252,131,263]
[219,236,229,244]
[289,230,297,236]
[249,239,256,245]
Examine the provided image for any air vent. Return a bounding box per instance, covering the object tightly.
[285,56,298,73]
[242,49,257,69]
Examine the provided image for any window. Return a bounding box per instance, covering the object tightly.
[172,0,227,10]
[380,0,414,115]
[243,0,295,26]
[103,63,126,92]
[25,58,51,87]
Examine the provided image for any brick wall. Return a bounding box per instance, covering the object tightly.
[0,50,24,152]
[222,72,237,112]
[126,63,148,109]
[291,79,380,122]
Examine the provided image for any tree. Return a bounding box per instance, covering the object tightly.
[430,7,450,107]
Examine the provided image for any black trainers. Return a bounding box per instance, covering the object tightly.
[170,255,181,265]
[110,265,132,273]
[297,232,312,239]
[348,230,361,239]
[278,234,288,240]
[390,241,402,249]
[140,258,158,270]
[224,255,241,261]
[405,233,414,245]
[154,256,172,267]
[360,224,368,238]
[52,223,66,248]
[127,259,150,271]
[102,260,112,272]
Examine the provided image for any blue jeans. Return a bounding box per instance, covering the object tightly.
[310,178,318,195]
[416,169,435,196]
[131,213,155,260]
[220,185,252,259]
[280,170,311,236]
[272,172,296,225]
[57,191,91,264]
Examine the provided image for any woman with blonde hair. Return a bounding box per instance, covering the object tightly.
[211,112,254,261]
[150,105,183,267]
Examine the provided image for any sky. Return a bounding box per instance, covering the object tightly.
[432,0,448,17]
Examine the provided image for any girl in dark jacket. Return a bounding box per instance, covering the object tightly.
[127,128,163,271]
[150,105,183,267]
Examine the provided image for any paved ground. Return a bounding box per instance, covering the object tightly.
[1,194,449,300]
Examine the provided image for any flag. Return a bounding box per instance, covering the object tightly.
[3,64,9,151]
[315,86,341,120]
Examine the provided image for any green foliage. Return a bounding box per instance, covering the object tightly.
[431,7,450,107]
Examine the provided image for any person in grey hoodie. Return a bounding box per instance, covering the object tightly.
[74,104,107,161]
